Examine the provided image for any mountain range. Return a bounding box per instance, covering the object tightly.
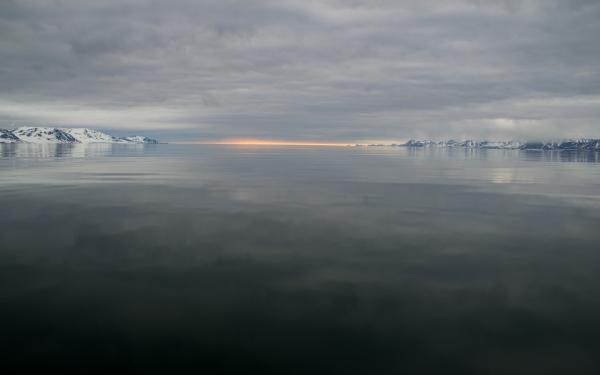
[0,127,159,144]
[371,139,600,151]
[3,128,599,151]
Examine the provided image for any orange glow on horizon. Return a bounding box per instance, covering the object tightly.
[181,138,353,147]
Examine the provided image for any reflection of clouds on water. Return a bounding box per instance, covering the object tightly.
[230,188,260,203]
[0,143,147,159]
[486,168,538,185]
[522,150,600,163]
[2,146,600,373]
[2,179,600,373]
[488,168,516,184]
[0,144,172,185]
[2,145,600,196]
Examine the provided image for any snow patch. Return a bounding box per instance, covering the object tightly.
[0,127,159,144]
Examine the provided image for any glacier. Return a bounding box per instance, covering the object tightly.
[0,127,159,144]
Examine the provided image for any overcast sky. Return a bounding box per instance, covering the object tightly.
[1,0,599,141]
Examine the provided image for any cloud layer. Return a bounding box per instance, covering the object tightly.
[1,0,599,141]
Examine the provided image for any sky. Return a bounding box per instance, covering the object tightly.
[1,0,600,142]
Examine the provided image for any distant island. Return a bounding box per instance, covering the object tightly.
[3,128,600,151]
[0,127,159,144]
[358,139,600,151]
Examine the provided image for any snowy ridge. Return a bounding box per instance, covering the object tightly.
[120,136,159,144]
[0,127,159,144]
[12,127,77,144]
[0,129,21,143]
[63,128,120,143]
[399,139,600,150]
[402,139,524,149]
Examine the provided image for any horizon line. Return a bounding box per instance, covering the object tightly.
[172,139,356,147]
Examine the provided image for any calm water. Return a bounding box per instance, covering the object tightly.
[1,144,600,374]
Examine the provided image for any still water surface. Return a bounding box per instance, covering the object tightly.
[1,144,600,373]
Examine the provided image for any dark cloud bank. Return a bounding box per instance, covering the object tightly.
[1,0,599,141]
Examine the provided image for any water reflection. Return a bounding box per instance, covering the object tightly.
[521,150,600,163]
[1,145,600,373]
[403,146,600,163]
[2,143,600,163]
[0,143,147,159]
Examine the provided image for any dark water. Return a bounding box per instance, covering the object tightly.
[1,144,600,374]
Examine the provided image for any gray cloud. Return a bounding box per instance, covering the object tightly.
[1,0,599,141]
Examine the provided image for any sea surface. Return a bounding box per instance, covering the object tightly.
[1,144,600,374]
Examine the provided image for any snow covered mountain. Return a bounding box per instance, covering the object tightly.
[12,127,78,144]
[0,127,159,144]
[402,140,523,149]
[0,129,21,143]
[63,128,121,143]
[120,136,159,144]
[403,140,438,147]
[519,140,600,150]
[401,139,600,150]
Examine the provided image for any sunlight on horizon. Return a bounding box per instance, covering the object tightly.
[176,138,356,147]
